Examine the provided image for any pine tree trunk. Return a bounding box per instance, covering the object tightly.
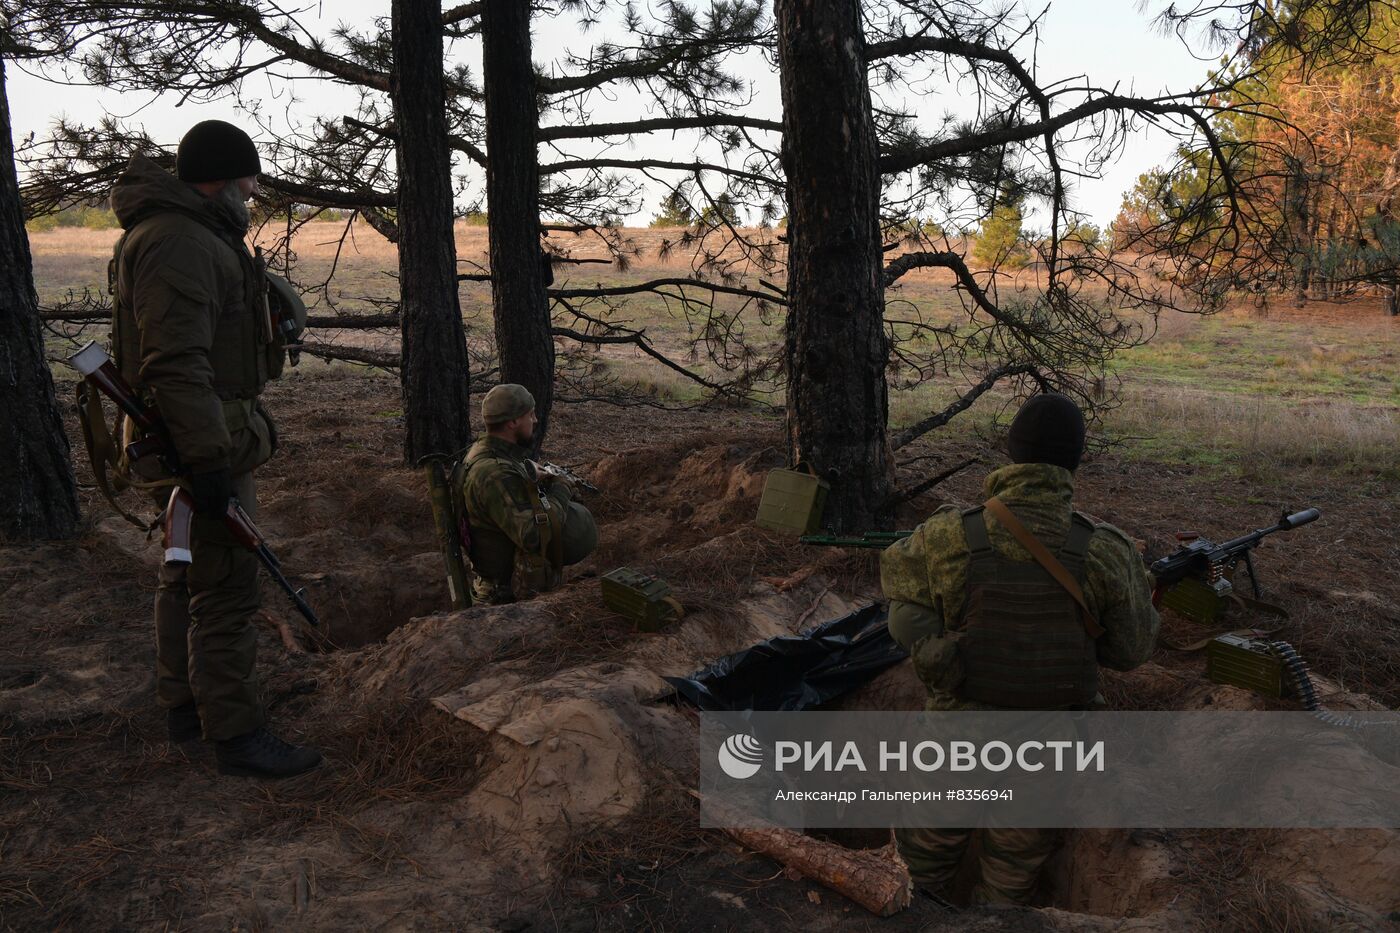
[482,0,554,448]
[0,55,81,541]
[1318,194,1338,301]
[391,0,472,462]
[775,0,892,532]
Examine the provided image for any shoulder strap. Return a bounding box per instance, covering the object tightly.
[464,447,562,573]
[960,506,997,576]
[1059,511,1096,577]
[984,497,1104,638]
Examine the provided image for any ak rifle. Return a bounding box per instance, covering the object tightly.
[68,341,320,627]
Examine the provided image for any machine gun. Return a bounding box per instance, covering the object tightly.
[68,341,320,627]
[1149,507,1320,623]
[799,531,913,549]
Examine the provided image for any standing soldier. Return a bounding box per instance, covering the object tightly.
[110,120,320,778]
[456,384,597,605]
[880,393,1158,905]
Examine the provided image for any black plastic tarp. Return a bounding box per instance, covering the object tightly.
[663,602,908,712]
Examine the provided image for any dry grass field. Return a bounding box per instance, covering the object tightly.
[31,219,1400,483]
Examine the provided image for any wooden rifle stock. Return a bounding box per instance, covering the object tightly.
[68,342,182,474]
[69,342,161,435]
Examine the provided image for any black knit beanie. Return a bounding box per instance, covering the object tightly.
[176,120,262,183]
[1007,393,1086,472]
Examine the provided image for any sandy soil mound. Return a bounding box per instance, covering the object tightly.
[339,557,864,886]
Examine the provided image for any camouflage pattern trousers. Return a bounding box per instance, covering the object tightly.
[896,825,1059,905]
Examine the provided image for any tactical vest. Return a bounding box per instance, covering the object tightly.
[109,213,286,405]
[950,506,1100,709]
[454,445,564,598]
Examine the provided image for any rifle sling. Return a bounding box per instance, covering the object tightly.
[984,496,1104,638]
[77,382,156,530]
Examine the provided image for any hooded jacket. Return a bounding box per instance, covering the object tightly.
[110,154,273,474]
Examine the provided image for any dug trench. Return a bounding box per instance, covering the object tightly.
[1,365,1397,931]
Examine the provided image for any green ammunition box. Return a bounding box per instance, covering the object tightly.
[601,568,680,632]
[756,468,829,536]
[1206,634,1283,697]
[1160,576,1231,624]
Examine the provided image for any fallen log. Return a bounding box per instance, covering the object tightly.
[39,311,402,329]
[304,313,400,329]
[884,456,978,509]
[298,343,401,368]
[697,793,912,916]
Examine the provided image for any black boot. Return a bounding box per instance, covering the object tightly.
[167,702,202,743]
[215,727,322,778]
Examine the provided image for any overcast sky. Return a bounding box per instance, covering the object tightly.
[9,1,1219,226]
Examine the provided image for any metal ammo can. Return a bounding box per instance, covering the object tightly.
[755,467,829,536]
[601,568,681,632]
[1206,633,1284,697]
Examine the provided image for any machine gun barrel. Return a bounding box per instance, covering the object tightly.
[1214,508,1321,554]
[532,460,599,496]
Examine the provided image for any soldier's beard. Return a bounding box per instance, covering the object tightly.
[217,182,252,231]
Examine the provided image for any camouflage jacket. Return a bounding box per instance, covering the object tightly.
[458,436,571,603]
[880,462,1159,710]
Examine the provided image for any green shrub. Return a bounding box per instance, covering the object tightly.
[974,199,1029,269]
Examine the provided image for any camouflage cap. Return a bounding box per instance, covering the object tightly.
[482,383,535,425]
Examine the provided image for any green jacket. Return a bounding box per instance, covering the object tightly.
[459,435,571,601]
[880,462,1159,710]
[110,154,276,475]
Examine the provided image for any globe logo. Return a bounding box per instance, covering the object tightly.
[718,733,764,780]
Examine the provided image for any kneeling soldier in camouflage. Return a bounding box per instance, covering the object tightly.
[457,385,598,605]
[880,393,1159,905]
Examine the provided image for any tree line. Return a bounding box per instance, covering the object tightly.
[1116,1,1400,311]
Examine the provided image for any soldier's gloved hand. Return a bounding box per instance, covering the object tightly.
[191,467,233,517]
[547,471,577,496]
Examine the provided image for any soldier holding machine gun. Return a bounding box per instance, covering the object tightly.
[79,120,320,779]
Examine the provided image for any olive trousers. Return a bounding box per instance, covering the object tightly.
[153,472,265,741]
[896,825,1058,905]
